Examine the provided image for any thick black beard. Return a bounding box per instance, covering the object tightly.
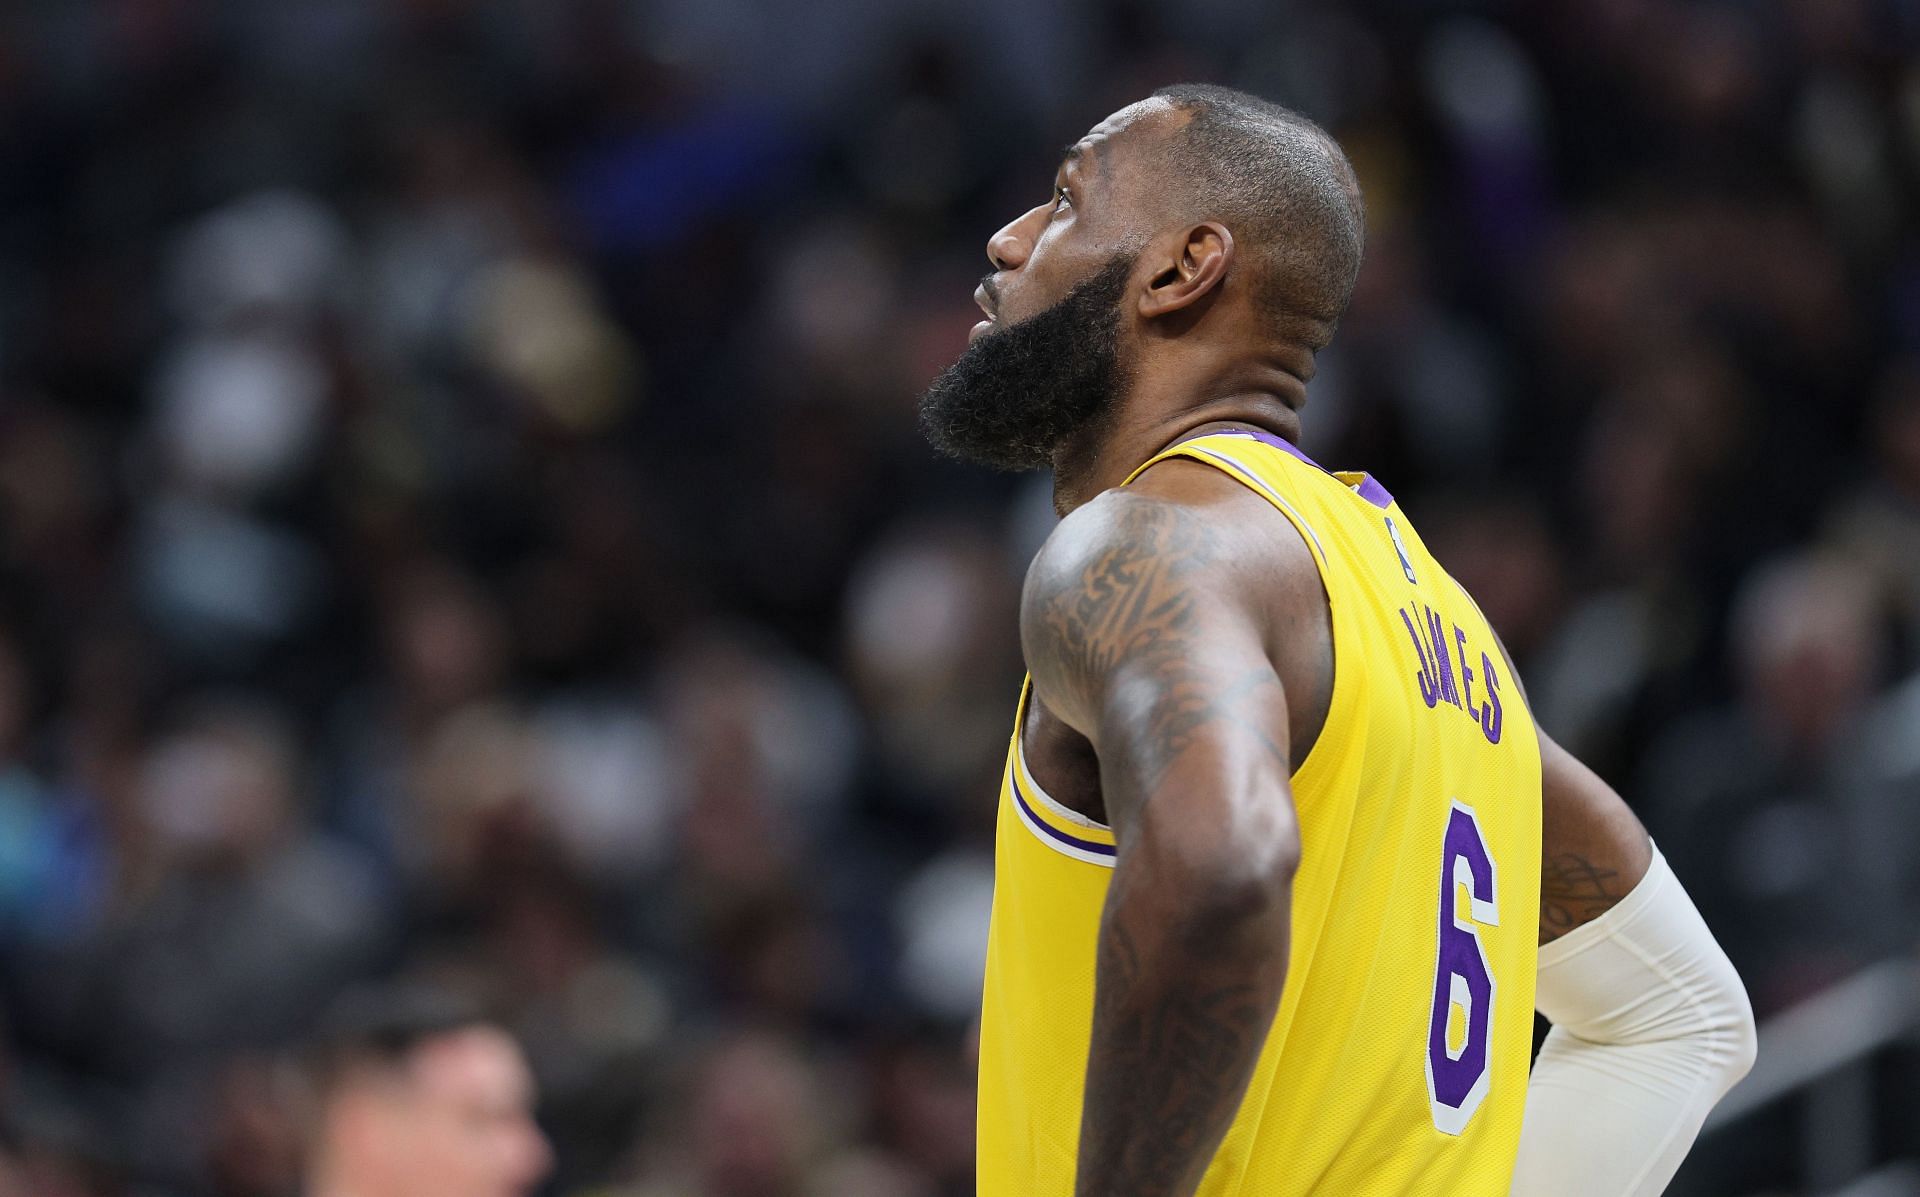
[918,254,1135,472]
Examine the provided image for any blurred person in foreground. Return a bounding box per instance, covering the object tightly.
[919,84,1755,1196]
[302,988,550,1197]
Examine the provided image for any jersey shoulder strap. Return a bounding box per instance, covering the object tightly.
[1122,427,1364,575]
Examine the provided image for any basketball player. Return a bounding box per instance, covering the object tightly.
[920,85,1756,1196]
[302,988,551,1197]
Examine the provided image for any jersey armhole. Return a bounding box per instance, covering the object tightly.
[1006,679,1119,867]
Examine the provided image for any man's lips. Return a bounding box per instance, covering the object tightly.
[970,283,998,345]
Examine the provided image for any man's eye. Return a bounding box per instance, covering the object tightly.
[1053,186,1072,210]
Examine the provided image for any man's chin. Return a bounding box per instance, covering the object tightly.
[955,448,1055,473]
[919,421,1057,473]
[920,253,1132,472]
[916,343,1105,473]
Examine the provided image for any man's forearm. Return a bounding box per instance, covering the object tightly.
[1073,849,1292,1197]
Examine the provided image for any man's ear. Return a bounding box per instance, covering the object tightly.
[1139,222,1234,319]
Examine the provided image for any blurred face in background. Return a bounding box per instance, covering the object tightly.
[323,1027,550,1197]
[918,102,1176,471]
[140,710,300,872]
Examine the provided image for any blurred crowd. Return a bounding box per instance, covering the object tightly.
[0,0,1916,1194]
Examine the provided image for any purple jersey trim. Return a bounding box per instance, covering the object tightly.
[1189,426,1395,510]
[1010,775,1117,858]
[1352,474,1394,509]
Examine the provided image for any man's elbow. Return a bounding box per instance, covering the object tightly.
[1158,815,1300,937]
[1533,847,1759,1093]
[1719,976,1758,1092]
[1688,931,1756,1097]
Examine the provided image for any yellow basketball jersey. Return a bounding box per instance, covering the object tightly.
[977,429,1542,1195]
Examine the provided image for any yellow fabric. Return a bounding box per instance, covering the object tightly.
[977,430,1542,1195]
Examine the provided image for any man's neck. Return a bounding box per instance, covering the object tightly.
[1050,387,1303,516]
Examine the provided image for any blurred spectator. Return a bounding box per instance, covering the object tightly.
[1826,357,1920,667]
[303,987,551,1197]
[1640,552,1890,1012]
[21,702,387,1066]
[0,0,1914,1191]
[620,1029,831,1197]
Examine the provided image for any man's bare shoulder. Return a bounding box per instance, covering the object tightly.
[1030,459,1312,593]
[1019,457,1328,734]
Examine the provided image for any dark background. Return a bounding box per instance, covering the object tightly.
[0,0,1917,1193]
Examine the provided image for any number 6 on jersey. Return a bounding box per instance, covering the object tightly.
[1427,800,1499,1135]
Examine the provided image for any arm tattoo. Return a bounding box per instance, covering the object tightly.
[1539,852,1630,944]
[1029,497,1295,1196]
[1076,921,1270,1197]
[1029,499,1258,788]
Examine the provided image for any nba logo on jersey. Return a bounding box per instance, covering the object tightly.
[1387,517,1417,584]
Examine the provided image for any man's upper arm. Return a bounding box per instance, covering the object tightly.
[1041,472,1313,1197]
[1018,476,1294,847]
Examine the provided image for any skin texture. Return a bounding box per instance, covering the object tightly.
[975,97,1655,1196]
[1536,730,1654,944]
[309,1027,552,1197]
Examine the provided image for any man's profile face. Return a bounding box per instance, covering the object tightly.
[917,102,1175,471]
[975,100,1170,331]
[349,1027,551,1197]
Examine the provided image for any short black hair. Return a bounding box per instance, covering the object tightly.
[1149,83,1366,326]
[307,984,492,1094]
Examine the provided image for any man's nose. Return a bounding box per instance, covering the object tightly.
[987,215,1032,272]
